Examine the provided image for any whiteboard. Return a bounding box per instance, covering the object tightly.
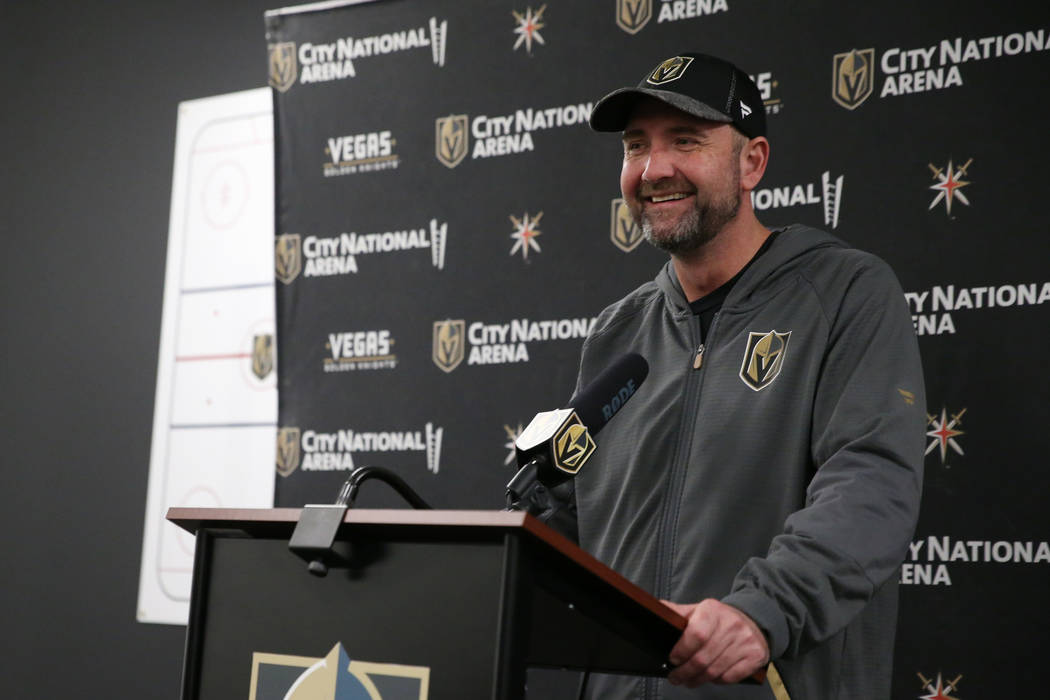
[137,88,276,625]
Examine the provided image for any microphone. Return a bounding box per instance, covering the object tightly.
[513,353,649,489]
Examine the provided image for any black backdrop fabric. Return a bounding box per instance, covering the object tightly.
[266,0,1049,696]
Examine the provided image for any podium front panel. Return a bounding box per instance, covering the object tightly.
[187,528,510,700]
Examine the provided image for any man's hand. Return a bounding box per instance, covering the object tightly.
[662,599,770,688]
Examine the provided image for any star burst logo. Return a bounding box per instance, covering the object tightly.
[917,671,962,700]
[926,406,966,465]
[928,158,972,215]
[509,211,543,260]
[504,423,524,465]
[512,5,546,53]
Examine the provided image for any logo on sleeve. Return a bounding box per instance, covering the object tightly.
[739,330,791,391]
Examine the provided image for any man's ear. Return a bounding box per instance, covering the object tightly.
[740,137,770,191]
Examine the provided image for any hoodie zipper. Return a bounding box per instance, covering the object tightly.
[646,312,720,700]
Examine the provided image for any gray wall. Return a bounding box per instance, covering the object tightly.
[2,2,275,694]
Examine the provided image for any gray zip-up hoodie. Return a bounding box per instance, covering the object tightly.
[573,225,925,699]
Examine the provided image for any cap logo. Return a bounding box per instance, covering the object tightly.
[739,101,752,118]
[647,56,694,86]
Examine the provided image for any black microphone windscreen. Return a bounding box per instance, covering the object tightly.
[568,353,649,436]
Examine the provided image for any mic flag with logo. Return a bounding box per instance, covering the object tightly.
[514,353,649,485]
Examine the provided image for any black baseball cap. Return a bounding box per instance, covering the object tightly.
[590,52,766,138]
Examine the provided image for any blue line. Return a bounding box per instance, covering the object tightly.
[171,422,277,430]
[181,282,273,295]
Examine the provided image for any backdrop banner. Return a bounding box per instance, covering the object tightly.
[266,1,1048,696]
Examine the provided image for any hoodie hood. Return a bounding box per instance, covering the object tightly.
[654,224,849,314]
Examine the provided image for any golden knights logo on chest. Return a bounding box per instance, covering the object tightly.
[739,330,791,391]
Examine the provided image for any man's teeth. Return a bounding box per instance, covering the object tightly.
[650,193,690,203]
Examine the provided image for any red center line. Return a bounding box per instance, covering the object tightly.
[175,352,252,362]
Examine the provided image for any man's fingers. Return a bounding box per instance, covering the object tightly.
[665,599,770,687]
[667,631,732,687]
[668,600,719,665]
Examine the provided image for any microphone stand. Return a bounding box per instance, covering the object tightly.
[288,465,431,576]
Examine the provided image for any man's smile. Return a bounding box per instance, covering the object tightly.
[648,192,693,203]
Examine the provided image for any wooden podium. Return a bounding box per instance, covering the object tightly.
[169,508,687,700]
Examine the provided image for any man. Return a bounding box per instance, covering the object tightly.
[571,53,925,698]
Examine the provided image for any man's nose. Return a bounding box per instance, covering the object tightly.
[641,146,675,182]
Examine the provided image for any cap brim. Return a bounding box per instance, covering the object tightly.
[589,87,732,132]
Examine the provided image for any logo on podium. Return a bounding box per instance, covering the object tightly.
[250,643,429,700]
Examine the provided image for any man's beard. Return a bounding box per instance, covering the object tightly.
[634,172,741,255]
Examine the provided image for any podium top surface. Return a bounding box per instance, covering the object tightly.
[167,507,686,633]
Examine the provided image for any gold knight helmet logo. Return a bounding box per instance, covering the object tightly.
[275,234,302,285]
[616,0,652,35]
[610,197,643,252]
[268,42,297,93]
[832,48,875,110]
[647,56,694,86]
[276,427,301,477]
[252,334,275,380]
[553,412,596,474]
[739,330,792,391]
[435,115,468,169]
[432,319,465,373]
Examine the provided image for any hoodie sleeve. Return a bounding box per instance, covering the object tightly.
[721,255,925,659]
